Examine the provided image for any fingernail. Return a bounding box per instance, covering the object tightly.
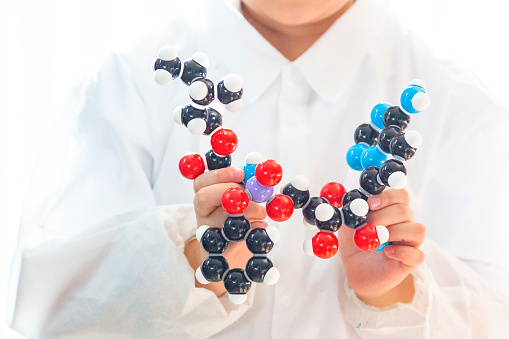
[232,168,245,181]
[384,246,394,256]
[368,196,381,209]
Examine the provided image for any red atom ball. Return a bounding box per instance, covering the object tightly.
[353,224,380,252]
[320,182,346,208]
[178,153,205,180]
[210,128,238,156]
[266,194,294,222]
[312,232,339,259]
[255,159,282,187]
[221,187,249,214]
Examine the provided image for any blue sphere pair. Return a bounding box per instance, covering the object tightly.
[346,144,387,171]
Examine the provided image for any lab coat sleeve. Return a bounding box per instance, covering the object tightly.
[339,238,509,338]
[7,51,254,338]
[9,205,255,339]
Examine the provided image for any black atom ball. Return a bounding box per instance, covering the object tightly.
[281,183,310,209]
[302,197,326,225]
[316,205,342,232]
[379,159,407,186]
[246,228,274,254]
[201,256,229,282]
[203,107,223,135]
[342,201,368,230]
[378,126,402,154]
[245,257,273,283]
[359,167,386,195]
[341,189,368,206]
[201,227,229,254]
[189,78,215,106]
[383,106,410,130]
[181,59,207,86]
[223,268,252,294]
[153,57,182,79]
[223,216,250,241]
[181,104,207,127]
[354,123,379,145]
[217,79,243,105]
[205,149,231,170]
[389,134,416,160]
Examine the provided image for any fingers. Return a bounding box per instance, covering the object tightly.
[384,245,425,268]
[194,167,245,193]
[367,203,415,226]
[244,202,268,221]
[387,222,426,247]
[194,182,241,217]
[194,181,267,219]
[368,189,410,210]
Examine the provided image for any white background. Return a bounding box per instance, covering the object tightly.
[1,0,508,337]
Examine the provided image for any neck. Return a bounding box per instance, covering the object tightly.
[241,0,355,61]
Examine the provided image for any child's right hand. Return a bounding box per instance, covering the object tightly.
[185,167,267,296]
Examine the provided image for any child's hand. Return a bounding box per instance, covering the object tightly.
[185,167,267,296]
[338,189,426,307]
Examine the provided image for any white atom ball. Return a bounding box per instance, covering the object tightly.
[245,152,264,165]
[187,118,207,135]
[226,99,244,112]
[224,74,243,92]
[189,81,208,100]
[303,238,315,256]
[195,268,209,285]
[154,69,172,86]
[192,52,210,68]
[263,267,280,285]
[375,225,390,244]
[266,226,281,244]
[195,225,210,243]
[388,171,407,189]
[412,92,430,111]
[350,198,369,216]
[173,106,183,125]
[229,294,248,304]
[291,175,310,191]
[315,203,334,222]
[158,45,178,61]
[408,79,426,90]
[404,130,422,149]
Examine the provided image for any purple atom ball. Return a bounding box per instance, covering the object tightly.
[245,177,274,203]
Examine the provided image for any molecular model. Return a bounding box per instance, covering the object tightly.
[297,80,430,258]
[153,46,295,304]
[153,45,431,299]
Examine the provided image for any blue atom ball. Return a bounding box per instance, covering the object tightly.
[370,102,391,130]
[243,163,257,183]
[346,144,367,171]
[401,85,425,114]
[360,145,388,170]
[375,241,390,251]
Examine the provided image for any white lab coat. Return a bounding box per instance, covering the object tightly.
[7,0,509,337]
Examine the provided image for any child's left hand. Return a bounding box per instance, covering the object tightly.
[338,189,426,307]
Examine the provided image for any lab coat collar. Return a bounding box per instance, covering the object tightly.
[208,0,392,104]
[294,0,393,103]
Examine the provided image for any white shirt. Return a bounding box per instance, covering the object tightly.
[7,0,509,337]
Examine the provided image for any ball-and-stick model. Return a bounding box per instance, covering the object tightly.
[284,80,430,257]
[154,46,295,303]
[154,45,430,294]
